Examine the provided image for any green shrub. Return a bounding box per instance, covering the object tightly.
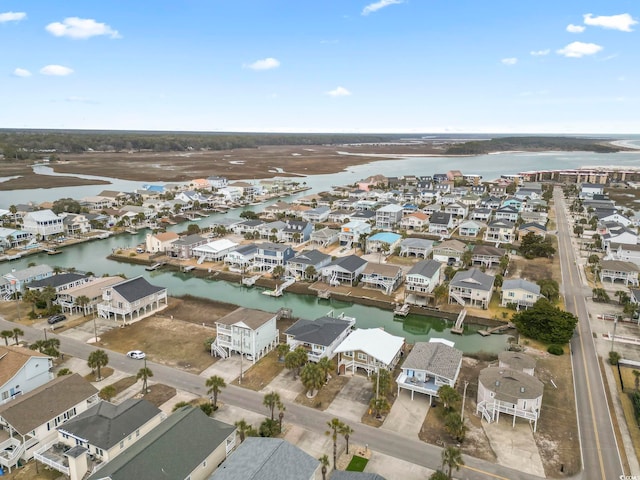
[630,391,640,424]
[547,344,564,355]
[258,419,279,437]
[199,403,213,416]
[609,351,621,365]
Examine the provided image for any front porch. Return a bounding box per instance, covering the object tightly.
[396,372,439,400]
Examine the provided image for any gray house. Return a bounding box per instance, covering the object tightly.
[286,249,332,280]
[404,260,442,306]
[321,255,368,286]
[449,268,495,309]
[285,313,355,362]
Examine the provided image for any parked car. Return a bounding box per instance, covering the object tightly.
[47,314,67,325]
[127,350,146,360]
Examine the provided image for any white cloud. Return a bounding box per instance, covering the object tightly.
[530,49,550,56]
[0,11,26,23]
[13,68,31,77]
[45,17,120,39]
[362,0,403,16]
[40,65,74,76]
[501,57,518,65]
[245,57,280,71]
[556,41,603,58]
[566,24,585,33]
[326,86,351,97]
[583,13,637,32]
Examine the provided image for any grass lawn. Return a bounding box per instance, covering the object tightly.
[235,350,284,391]
[346,455,369,472]
[83,366,114,383]
[107,375,137,396]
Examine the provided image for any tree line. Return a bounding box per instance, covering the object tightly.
[445,136,623,155]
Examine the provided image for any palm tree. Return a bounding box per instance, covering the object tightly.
[371,369,391,397]
[278,403,286,433]
[319,454,330,480]
[305,265,317,281]
[300,362,324,396]
[39,285,57,310]
[12,328,24,346]
[340,423,354,454]
[284,347,307,380]
[75,295,91,316]
[87,349,109,381]
[1,330,13,346]
[429,471,449,480]
[444,412,466,442]
[276,343,290,362]
[317,356,333,382]
[272,265,285,280]
[9,204,17,226]
[137,364,154,394]
[30,338,61,357]
[433,283,448,306]
[99,385,117,401]
[438,385,461,411]
[206,375,226,410]
[369,397,390,418]
[234,419,251,443]
[22,289,40,315]
[325,417,345,469]
[441,445,464,479]
[263,391,282,421]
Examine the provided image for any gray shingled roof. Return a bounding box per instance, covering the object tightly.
[28,273,87,289]
[173,234,206,246]
[502,279,541,295]
[450,268,495,291]
[407,259,441,278]
[400,238,434,249]
[209,437,319,480]
[402,342,462,381]
[87,406,235,480]
[112,276,165,303]
[0,374,98,435]
[429,211,451,225]
[5,264,53,281]
[218,307,275,330]
[479,367,543,402]
[285,316,353,347]
[472,245,506,257]
[498,351,537,372]
[290,249,330,266]
[601,260,639,273]
[330,255,367,272]
[234,243,258,255]
[59,399,161,450]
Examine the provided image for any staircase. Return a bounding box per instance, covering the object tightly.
[451,309,467,334]
[197,254,207,264]
[210,339,228,358]
[329,271,340,287]
[450,290,466,306]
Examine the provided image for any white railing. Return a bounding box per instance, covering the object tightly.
[449,290,466,306]
[33,441,70,476]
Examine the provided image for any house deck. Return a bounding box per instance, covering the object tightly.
[396,372,439,398]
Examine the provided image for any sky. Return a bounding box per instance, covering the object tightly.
[1,1,639,134]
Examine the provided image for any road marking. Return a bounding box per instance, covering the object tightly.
[576,293,606,480]
[462,464,511,479]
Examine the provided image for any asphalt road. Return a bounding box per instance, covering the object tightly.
[553,187,624,479]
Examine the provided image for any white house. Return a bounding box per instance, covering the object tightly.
[321,255,367,286]
[398,238,434,258]
[339,221,371,249]
[285,312,355,362]
[599,260,639,286]
[404,260,442,306]
[97,276,168,325]
[501,279,543,309]
[211,308,279,365]
[22,210,64,239]
[0,346,53,406]
[334,328,405,376]
[458,220,485,238]
[145,231,180,254]
[193,238,239,263]
[400,211,429,231]
[375,204,404,230]
[449,268,495,309]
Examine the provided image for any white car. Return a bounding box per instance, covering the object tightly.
[127,350,146,360]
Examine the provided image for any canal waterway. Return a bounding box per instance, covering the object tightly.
[2,147,640,352]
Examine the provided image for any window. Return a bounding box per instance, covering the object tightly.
[120,441,124,449]
[357,352,367,361]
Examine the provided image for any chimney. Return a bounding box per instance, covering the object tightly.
[65,446,89,480]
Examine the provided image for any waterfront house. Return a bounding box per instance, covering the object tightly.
[86,406,236,480]
[500,279,543,309]
[334,328,405,376]
[224,244,258,271]
[262,201,290,219]
[518,222,547,239]
[286,249,332,280]
[404,260,442,306]
[396,339,463,401]
[375,204,404,231]
[34,399,164,480]
[476,366,543,432]
[145,231,179,254]
[0,374,98,473]
[2,265,53,298]
[366,232,402,254]
[471,245,506,268]
[210,437,319,480]
[62,213,92,236]
[0,227,31,251]
[321,255,368,286]
[309,227,339,248]
[211,308,279,364]
[428,212,454,236]
[170,234,207,259]
[360,263,403,295]
[193,238,239,263]
[398,237,434,258]
[432,239,466,265]
[400,212,429,231]
[22,209,64,239]
[484,219,516,244]
[56,276,124,316]
[599,260,640,286]
[449,268,495,309]
[285,313,356,362]
[97,276,168,325]
[217,185,244,203]
[229,181,261,201]
[253,242,295,272]
[26,272,91,294]
[339,221,371,249]
[81,195,116,210]
[458,220,485,238]
[0,346,53,406]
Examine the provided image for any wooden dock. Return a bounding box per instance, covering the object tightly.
[317,290,331,299]
[145,262,165,271]
[242,274,261,287]
[478,322,515,336]
[182,265,196,272]
[393,303,411,317]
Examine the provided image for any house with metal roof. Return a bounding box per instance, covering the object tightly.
[96,276,168,325]
[320,255,368,287]
[34,399,164,479]
[87,406,236,480]
[449,268,495,309]
[334,328,405,376]
[0,374,98,473]
[22,209,64,239]
[476,367,544,432]
[193,238,239,263]
[500,279,543,309]
[285,313,355,362]
[286,249,332,280]
[211,308,279,364]
[209,437,319,480]
[0,346,53,406]
[404,260,442,306]
[396,339,463,401]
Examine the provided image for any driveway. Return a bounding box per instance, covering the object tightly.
[325,374,372,423]
[200,355,243,384]
[259,368,304,401]
[483,421,545,477]
[382,389,431,439]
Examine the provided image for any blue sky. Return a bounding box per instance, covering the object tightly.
[1,1,638,133]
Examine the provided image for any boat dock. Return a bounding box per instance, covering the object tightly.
[317,290,331,299]
[451,309,467,334]
[44,248,62,255]
[182,265,196,272]
[242,274,262,287]
[145,262,165,271]
[478,322,515,336]
[262,277,296,297]
[393,303,411,317]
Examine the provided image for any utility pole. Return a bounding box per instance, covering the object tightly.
[610,317,618,353]
[461,380,469,421]
[239,328,244,384]
[93,314,98,344]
